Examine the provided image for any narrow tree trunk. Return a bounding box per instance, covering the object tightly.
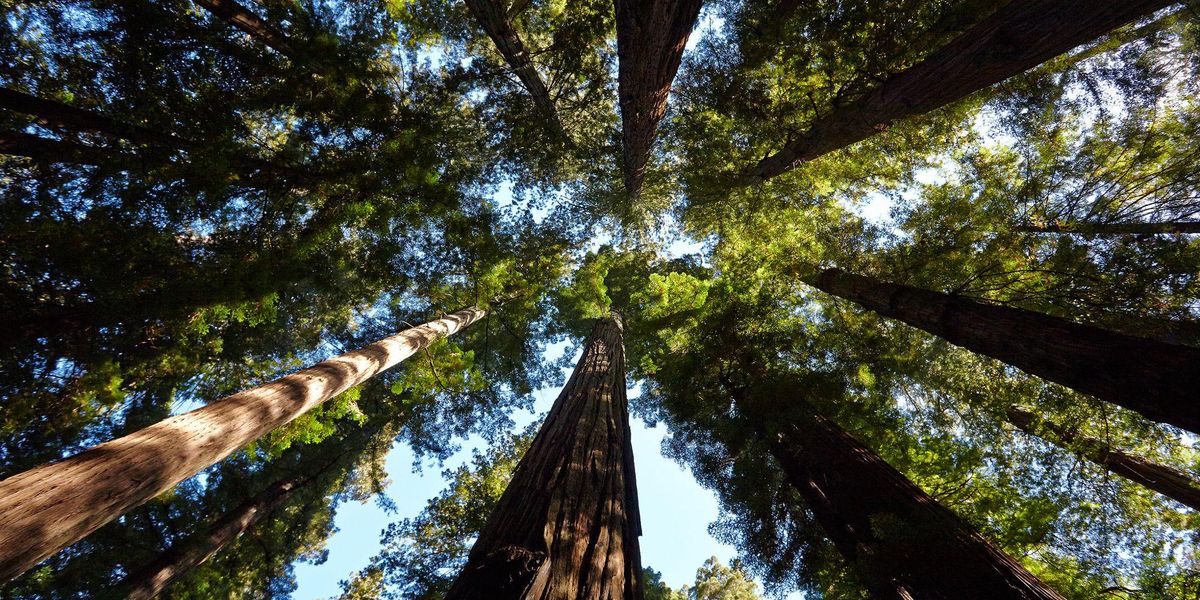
[445,317,643,600]
[769,405,1064,599]
[1006,406,1200,512]
[803,268,1200,433]
[464,0,564,136]
[195,0,293,55]
[614,0,703,198]
[120,475,303,600]
[744,0,1174,183]
[0,131,131,166]
[0,308,486,581]
[1014,221,1200,235]
[1,87,181,149]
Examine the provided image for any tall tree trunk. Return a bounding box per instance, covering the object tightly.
[768,405,1064,599]
[0,131,131,166]
[743,0,1175,183]
[803,267,1200,433]
[1014,221,1200,235]
[1,87,182,149]
[464,0,564,136]
[615,0,703,198]
[1006,406,1200,512]
[195,0,293,55]
[445,317,643,600]
[0,308,486,581]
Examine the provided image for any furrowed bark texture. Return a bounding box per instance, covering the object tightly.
[770,407,1064,599]
[445,317,643,600]
[195,0,293,55]
[1014,221,1200,235]
[1007,407,1200,512]
[745,0,1175,183]
[0,307,486,581]
[120,475,302,600]
[805,268,1200,433]
[614,0,703,198]
[464,0,563,133]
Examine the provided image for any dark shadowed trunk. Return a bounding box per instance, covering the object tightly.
[803,268,1200,433]
[769,404,1065,599]
[0,308,485,581]
[0,131,133,166]
[1,88,181,149]
[445,317,642,600]
[195,0,293,55]
[1006,406,1200,512]
[1014,221,1200,235]
[744,0,1174,183]
[615,0,703,198]
[464,0,563,135]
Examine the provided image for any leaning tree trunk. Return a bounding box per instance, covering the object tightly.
[1014,221,1200,235]
[0,308,485,581]
[1006,406,1200,512]
[0,131,132,166]
[803,268,1200,433]
[1,87,181,149]
[744,0,1175,183]
[614,0,703,198]
[445,317,643,600]
[464,0,563,136]
[769,405,1065,599]
[195,0,294,55]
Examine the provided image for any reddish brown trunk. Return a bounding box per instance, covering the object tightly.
[0,308,486,581]
[1014,221,1200,235]
[445,317,642,600]
[744,0,1174,183]
[195,0,293,55]
[805,268,1200,433]
[615,0,703,197]
[769,406,1064,599]
[1006,406,1200,512]
[464,0,563,135]
[120,475,303,600]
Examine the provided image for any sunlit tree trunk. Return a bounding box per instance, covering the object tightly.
[1014,221,1200,235]
[744,0,1174,183]
[803,268,1200,433]
[1006,406,1200,512]
[195,0,293,55]
[445,317,643,600]
[769,405,1065,599]
[464,0,563,135]
[0,308,486,581]
[614,0,703,198]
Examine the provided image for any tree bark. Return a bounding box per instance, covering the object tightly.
[1,87,182,149]
[615,0,703,198]
[0,131,132,166]
[769,405,1064,599]
[1013,221,1200,235]
[195,0,293,55]
[1006,406,1200,512]
[803,268,1200,433]
[0,307,486,581]
[445,317,643,600]
[464,0,564,136]
[743,0,1175,183]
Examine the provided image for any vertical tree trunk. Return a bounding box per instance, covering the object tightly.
[445,317,643,600]
[195,0,293,55]
[744,0,1175,183]
[1013,221,1200,235]
[614,0,703,198]
[120,475,304,600]
[464,0,564,136]
[769,405,1064,599]
[0,308,486,581]
[803,268,1200,433]
[1006,406,1200,512]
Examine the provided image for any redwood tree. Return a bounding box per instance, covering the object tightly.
[465,0,563,134]
[615,0,703,197]
[768,400,1065,599]
[0,308,485,581]
[803,268,1200,433]
[195,0,293,55]
[444,317,643,599]
[743,0,1176,183]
